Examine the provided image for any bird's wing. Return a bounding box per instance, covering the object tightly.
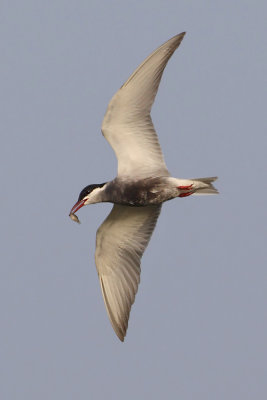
[101,33,186,179]
[95,204,161,341]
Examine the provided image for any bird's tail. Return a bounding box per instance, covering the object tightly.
[191,176,218,195]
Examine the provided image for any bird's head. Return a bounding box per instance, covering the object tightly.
[69,183,106,223]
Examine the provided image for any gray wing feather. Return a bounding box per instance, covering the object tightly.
[101,33,186,178]
[95,204,161,341]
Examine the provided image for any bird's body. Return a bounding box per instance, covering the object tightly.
[78,176,217,206]
[103,177,179,205]
[70,33,218,341]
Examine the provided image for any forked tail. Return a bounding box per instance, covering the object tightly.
[191,176,218,195]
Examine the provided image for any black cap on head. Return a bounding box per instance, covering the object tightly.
[78,183,106,202]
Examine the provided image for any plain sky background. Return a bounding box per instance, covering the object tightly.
[1,1,266,399]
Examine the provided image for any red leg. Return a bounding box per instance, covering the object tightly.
[179,191,193,198]
[177,184,194,198]
[177,184,193,190]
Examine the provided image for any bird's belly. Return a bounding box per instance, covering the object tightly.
[105,179,177,206]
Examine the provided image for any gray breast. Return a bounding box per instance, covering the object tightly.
[103,177,171,206]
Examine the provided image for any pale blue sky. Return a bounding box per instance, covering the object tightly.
[1,1,267,399]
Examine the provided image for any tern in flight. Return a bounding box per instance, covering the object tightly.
[70,32,218,341]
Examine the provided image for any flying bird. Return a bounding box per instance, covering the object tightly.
[70,33,218,341]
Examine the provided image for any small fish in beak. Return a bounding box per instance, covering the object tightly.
[69,212,81,224]
[69,199,86,224]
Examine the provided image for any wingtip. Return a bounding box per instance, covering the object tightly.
[117,327,127,342]
[115,329,126,342]
[177,31,186,39]
[172,32,186,45]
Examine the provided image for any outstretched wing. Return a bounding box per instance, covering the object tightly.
[101,33,186,179]
[95,204,161,341]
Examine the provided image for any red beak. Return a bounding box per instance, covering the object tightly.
[70,199,85,215]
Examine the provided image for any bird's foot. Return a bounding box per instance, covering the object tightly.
[179,191,193,198]
[178,184,193,198]
[177,184,193,190]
